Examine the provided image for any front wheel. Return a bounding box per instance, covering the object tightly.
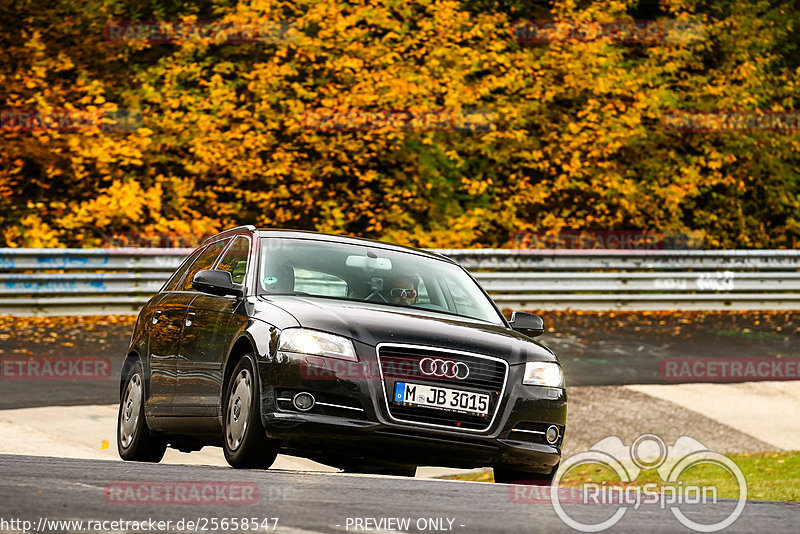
[493,465,557,486]
[117,361,166,462]
[223,355,278,469]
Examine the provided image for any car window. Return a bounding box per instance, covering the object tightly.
[258,237,504,324]
[416,276,431,304]
[294,268,348,297]
[162,247,204,292]
[441,276,485,318]
[216,236,250,284]
[177,238,230,291]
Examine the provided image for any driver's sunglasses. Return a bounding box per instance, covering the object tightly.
[390,288,417,299]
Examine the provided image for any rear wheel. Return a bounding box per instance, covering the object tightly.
[493,465,557,486]
[117,361,166,462]
[223,355,278,469]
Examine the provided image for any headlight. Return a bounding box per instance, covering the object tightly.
[278,328,357,361]
[522,361,564,388]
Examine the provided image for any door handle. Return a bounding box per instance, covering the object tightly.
[152,310,163,325]
[185,311,196,327]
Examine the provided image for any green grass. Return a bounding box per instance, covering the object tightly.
[439,451,800,502]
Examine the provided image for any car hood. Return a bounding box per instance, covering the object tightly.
[258,295,556,365]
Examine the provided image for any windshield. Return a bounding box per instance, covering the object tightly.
[258,237,504,325]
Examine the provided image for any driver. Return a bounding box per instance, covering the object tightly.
[384,273,419,306]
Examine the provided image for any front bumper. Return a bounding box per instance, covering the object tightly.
[257,346,567,474]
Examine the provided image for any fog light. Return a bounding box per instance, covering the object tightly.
[545,425,560,444]
[293,392,315,411]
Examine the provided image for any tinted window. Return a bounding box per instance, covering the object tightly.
[258,237,503,324]
[441,275,488,320]
[178,238,230,291]
[162,248,204,292]
[216,236,250,284]
[293,268,348,297]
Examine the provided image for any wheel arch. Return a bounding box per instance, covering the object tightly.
[221,320,279,427]
[223,336,257,399]
[120,351,141,397]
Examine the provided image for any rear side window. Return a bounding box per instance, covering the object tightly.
[216,236,250,284]
[178,238,230,291]
[162,247,204,292]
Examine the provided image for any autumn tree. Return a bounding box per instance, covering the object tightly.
[1,0,798,248]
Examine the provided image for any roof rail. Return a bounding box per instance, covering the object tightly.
[201,225,257,245]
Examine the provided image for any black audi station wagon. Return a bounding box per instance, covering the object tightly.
[117,226,567,484]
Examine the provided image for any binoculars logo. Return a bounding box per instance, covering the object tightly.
[551,434,747,532]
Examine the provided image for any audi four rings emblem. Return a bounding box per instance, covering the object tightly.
[419,358,470,379]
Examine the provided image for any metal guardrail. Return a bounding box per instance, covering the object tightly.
[438,249,800,270]
[1,248,799,315]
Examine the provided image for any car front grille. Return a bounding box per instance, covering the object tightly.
[376,344,508,432]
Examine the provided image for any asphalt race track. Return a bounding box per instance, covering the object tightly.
[2,315,798,532]
[1,454,798,533]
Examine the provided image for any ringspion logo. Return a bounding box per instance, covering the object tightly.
[534,434,747,532]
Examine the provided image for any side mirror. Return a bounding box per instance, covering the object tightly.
[192,270,244,298]
[509,311,544,337]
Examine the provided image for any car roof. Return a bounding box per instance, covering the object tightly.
[204,227,457,264]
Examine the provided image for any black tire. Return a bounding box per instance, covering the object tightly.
[223,355,278,469]
[493,465,557,486]
[117,361,166,462]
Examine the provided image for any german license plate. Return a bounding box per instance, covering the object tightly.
[393,381,489,416]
